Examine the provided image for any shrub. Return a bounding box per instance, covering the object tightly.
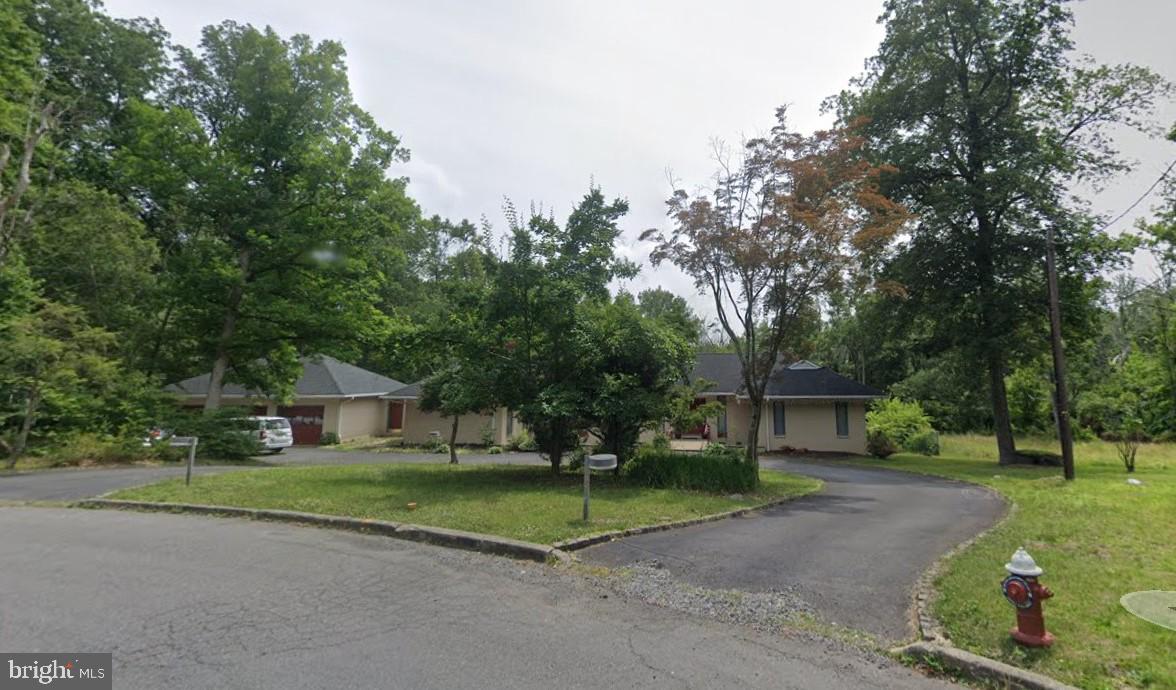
[622,445,756,493]
[479,424,496,447]
[866,430,898,458]
[433,442,450,455]
[319,432,340,446]
[163,408,262,461]
[51,433,150,466]
[866,398,934,447]
[505,429,536,452]
[487,445,503,455]
[904,429,940,456]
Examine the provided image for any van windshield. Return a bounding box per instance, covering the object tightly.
[264,419,291,430]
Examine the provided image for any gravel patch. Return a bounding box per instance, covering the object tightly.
[602,559,816,630]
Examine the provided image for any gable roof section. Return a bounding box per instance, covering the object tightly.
[167,355,405,398]
[383,381,423,400]
[692,352,882,399]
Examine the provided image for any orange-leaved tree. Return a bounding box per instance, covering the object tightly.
[641,107,908,474]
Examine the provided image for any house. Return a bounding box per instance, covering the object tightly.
[688,353,883,454]
[382,382,517,446]
[167,355,407,445]
[384,353,882,454]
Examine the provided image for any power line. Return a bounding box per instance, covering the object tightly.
[1097,158,1176,234]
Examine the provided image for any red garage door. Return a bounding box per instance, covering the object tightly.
[277,405,325,445]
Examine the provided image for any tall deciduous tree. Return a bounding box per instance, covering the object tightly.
[642,109,907,471]
[121,22,412,407]
[834,0,1169,464]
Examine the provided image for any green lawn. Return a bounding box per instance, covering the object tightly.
[856,434,1175,690]
[109,463,821,545]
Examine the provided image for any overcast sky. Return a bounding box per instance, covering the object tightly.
[105,0,1176,321]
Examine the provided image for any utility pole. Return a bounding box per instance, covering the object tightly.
[1045,224,1075,481]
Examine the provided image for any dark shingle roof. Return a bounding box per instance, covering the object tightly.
[383,381,423,399]
[693,353,882,399]
[691,352,745,394]
[167,355,405,398]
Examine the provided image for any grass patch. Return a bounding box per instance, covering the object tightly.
[855,434,1175,690]
[109,463,820,545]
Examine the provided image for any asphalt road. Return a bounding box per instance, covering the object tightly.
[0,448,544,502]
[0,508,953,689]
[580,458,1005,642]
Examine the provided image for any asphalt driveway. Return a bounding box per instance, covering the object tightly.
[580,457,1005,642]
[0,508,953,689]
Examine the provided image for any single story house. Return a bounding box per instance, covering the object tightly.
[167,355,407,445]
[384,353,882,455]
[688,353,884,455]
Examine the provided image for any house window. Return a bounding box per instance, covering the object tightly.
[717,403,727,437]
[506,409,514,437]
[835,402,849,438]
[772,401,786,436]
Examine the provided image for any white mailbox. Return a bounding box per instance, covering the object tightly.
[587,454,618,471]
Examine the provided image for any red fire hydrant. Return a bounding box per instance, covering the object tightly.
[1001,547,1055,647]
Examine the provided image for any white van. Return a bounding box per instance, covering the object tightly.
[242,416,294,453]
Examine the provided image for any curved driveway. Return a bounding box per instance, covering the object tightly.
[581,458,1005,642]
[0,508,953,689]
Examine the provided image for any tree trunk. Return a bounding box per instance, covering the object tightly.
[204,248,251,412]
[745,398,762,476]
[1045,225,1075,480]
[9,389,41,466]
[448,415,459,465]
[987,350,1018,465]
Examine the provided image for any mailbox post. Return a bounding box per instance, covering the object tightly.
[583,453,617,521]
[170,436,199,486]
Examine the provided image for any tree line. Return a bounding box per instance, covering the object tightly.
[1,0,1171,473]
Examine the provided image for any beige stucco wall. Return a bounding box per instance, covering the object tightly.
[401,402,500,445]
[763,399,867,454]
[704,398,867,455]
[335,398,385,440]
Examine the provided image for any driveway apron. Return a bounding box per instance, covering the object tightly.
[580,458,1005,642]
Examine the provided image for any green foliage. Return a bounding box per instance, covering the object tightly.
[319,432,340,446]
[487,187,638,472]
[866,398,934,447]
[836,0,1168,462]
[636,288,707,343]
[48,432,153,467]
[622,445,757,493]
[1005,363,1055,435]
[866,430,898,459]
[487,445,502,455]
[162,408,262,461]
[120,21,412,403]
[578,294,693,467]
[904,429,940,457]
[505,429,536,452]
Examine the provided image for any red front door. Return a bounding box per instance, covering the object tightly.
[277,405,325,445]
[387,402,404,431]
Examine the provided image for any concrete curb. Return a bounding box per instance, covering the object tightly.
[893,642,1078,690]
[552,491,814,552]
[74,499,570,564]
[884,468,1077,689]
